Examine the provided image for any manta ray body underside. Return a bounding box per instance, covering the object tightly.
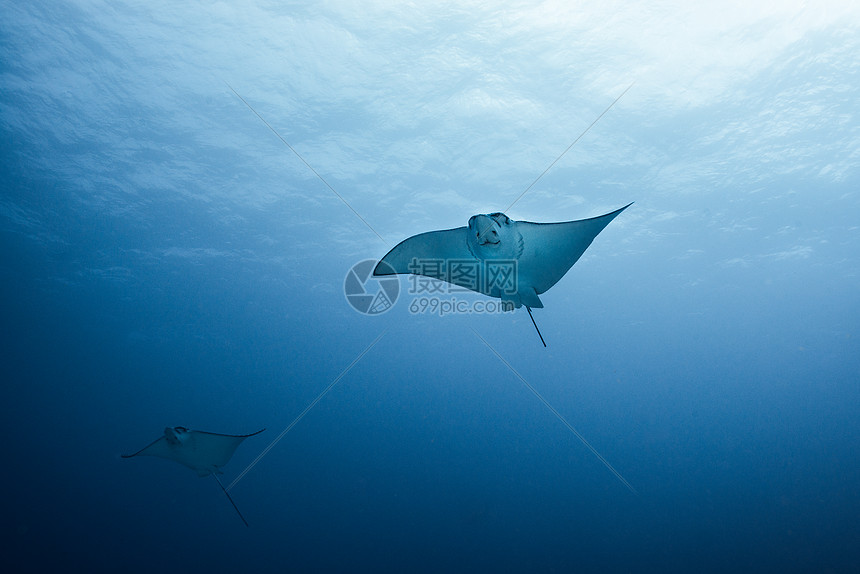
[123,426,264,526]
[373,203,631,343]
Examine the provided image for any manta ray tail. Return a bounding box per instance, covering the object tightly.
[213,474,250,527]
[526,306,546,347]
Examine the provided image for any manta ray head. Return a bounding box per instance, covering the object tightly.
[164,426,189,446]
[467,212,523,260]
[469,213,506,245]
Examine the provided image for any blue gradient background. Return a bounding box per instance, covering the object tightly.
[2,1,858,572]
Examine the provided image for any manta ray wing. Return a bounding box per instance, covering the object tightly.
[373,226,485,292]
[121,435,176,461]
[515,202,632,295]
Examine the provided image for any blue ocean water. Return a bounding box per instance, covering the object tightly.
[2,1,859,572]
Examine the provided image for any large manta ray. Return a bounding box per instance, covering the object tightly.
[373,203,631,343]
[123,426,264,526]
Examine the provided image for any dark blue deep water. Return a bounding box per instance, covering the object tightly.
[2,2,859,572]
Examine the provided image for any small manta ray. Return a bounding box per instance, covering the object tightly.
[373,203,632,345]
[123,426,265,527]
